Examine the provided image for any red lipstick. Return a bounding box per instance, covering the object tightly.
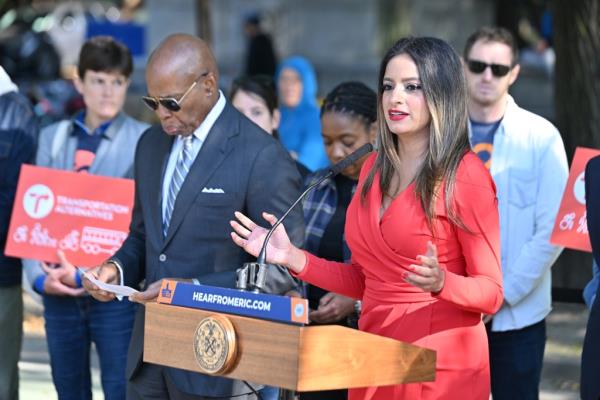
[388,109,408,121]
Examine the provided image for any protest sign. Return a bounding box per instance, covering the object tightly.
[4,165,134,267]
[550,147,600,252]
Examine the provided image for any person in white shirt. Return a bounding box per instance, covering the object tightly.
[463,26,568,400]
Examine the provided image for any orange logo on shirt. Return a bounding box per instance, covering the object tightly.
[472,143,493,170]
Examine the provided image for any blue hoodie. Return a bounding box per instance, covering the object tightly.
[276,56,329,172]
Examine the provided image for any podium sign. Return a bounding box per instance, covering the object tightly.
[157,280,308,325]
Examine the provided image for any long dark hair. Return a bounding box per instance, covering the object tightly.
[361,37,470,228]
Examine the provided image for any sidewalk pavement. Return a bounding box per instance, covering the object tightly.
[18,293,587,399]
[20,292,103,400]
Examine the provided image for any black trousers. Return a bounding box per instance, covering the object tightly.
[127,363,258,400]
[487,319,546,400]
[299,389,347,400]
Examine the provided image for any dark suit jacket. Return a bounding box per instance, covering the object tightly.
[113,102,305,397]
[581,155,600,400]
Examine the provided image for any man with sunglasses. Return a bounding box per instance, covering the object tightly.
[464,27,568,400]
[83,34,303,400]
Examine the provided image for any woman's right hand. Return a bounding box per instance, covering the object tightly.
[230,211,306,273]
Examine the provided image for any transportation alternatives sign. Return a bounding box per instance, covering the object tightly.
[4,165,134,267]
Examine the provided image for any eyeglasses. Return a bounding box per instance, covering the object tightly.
[466,60,512,77]
[142,71,210,112]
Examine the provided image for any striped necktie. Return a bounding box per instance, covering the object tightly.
[163,135,194,237]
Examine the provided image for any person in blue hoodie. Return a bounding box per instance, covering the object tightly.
[276,56,329,172]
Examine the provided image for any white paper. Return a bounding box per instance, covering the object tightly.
[82,270,139,297]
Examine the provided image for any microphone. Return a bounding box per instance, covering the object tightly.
[237,143,373,292]
[327,142,374,177]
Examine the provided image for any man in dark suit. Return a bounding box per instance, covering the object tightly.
[581,155,600,400]
[83,34,304,399]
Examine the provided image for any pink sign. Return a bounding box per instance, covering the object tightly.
[4,165,134,267]
[550,147,600,252]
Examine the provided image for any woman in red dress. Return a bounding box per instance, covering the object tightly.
[231,37,503,400]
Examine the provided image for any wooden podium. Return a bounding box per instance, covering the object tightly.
[144,301,436,391]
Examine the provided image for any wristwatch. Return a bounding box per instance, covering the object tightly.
[106,259,124,285]
[354,300,362,315]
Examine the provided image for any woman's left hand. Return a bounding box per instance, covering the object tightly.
[404,241,445,293]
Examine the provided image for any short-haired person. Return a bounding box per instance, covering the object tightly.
[232,37,503,399]
[231,74,310,179]
[463,27,568,400]
[230,75,304,400]
[23,36,148,399]
[299,81,376,400]
[83,34,304,400]
[231,75,280,137]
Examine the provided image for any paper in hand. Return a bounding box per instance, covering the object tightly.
[79,268,139,297]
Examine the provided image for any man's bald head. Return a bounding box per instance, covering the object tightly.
[144,34,221,136]
[147,34,218,81]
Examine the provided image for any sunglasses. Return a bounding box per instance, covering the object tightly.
[467,60,512,77]
[142,71,210,112]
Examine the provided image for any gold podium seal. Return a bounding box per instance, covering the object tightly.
[193,315,237,374]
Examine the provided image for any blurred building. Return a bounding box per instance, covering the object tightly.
[145,0,494,96]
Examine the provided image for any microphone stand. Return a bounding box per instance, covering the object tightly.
[236,143,373,293]
[236,172,334,293]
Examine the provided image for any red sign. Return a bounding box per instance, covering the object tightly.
[550,147,600,252]
[4,165,134,267]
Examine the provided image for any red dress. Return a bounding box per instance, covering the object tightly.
[296,152,503,400]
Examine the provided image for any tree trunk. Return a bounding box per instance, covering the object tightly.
[553,0,600,155]
[551,0,600,293]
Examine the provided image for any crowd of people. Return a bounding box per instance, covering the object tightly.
[0,17,595,400]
